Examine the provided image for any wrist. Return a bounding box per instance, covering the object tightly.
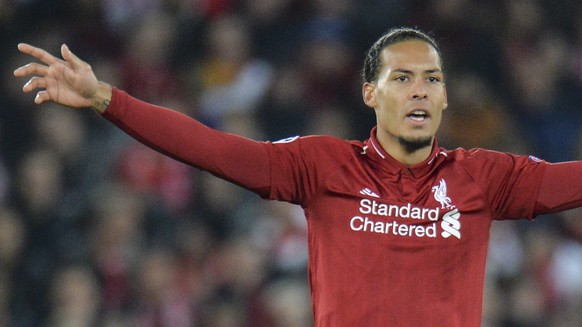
[90,82,113,114]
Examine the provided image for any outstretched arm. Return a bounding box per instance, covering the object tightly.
[14,43,273,197]
[13,43,112,113]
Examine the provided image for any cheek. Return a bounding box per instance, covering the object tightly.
[376,93,401,115]
[376,110,401,132]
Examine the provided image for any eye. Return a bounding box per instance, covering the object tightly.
[427,76,441,83]
[394,76,409,82]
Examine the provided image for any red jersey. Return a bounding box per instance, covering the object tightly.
[103,88,582,326]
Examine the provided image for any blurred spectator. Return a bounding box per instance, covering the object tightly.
[256,66,310,140]
[259,202,308,276]
[88,184,147,314]
[114,142,196,216]
[244,0,307,64]
[551,208,582,306]
[0,207,26,272]
[258,278,313,327]
[196,171,251,239]
[119,12,183,103]
[34,105,86,163]
[0,207,26,325]
[47,264,101,327]
[100,0,164,35]
[438,71,524,152]
[195,14,274,130]
[132,248,196,327]
[298,11,358,108]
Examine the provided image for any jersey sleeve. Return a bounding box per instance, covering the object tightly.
[459,149,547,220]
[102,88,271,197]
[534,161,582,214]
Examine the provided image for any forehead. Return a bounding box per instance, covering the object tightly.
[380,40,442,72]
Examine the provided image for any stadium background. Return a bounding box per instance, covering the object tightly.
[2,0,582,326]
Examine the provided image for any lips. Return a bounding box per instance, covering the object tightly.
[406,109,430,122]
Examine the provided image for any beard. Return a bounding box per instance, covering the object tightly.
[397,136,433,153]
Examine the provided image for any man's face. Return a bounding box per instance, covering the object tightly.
[363,40,447,152]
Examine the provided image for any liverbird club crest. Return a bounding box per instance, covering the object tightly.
[432,178,455,209]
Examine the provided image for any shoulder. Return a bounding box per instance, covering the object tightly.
[263,135,366,175]
[444,147,505,161]
[444,147,543,162]
[441,147,547,174]
[269,135,364,156]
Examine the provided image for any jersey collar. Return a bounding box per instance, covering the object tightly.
[363,126,448,178]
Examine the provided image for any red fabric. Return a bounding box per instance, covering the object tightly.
[102,88,582,326]
[535,160,582,214]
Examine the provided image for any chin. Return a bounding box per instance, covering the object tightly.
[397,135,433,153]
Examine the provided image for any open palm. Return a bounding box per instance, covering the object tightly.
[14,43,99,108]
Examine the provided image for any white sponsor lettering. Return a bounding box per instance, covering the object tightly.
[359,199,440,221]
[350,216,437,238]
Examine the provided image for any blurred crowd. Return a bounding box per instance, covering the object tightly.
[2,0,582,326]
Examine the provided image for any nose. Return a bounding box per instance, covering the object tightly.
[411,79,428,100]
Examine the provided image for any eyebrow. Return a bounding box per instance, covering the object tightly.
[392,68,443,75]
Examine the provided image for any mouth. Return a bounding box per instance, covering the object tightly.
[406,110,430,123]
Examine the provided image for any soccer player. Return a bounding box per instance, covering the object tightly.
[13,27,582,326]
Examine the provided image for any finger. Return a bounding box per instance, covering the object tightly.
[17,43,60,66]
[13,62,49,77]
[23,76,47,92]
[61,44,87,70]
[34,90,50,104]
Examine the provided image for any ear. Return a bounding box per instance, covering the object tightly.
[442,84,448,110]
[362,82,377,108]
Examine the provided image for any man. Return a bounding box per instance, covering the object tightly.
[14,27,582,326]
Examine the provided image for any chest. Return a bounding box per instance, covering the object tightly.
[306,160,490,246]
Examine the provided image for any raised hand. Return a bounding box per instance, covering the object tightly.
[13,43,112,113]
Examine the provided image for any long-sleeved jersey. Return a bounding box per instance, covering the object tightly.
[103,88,582,326]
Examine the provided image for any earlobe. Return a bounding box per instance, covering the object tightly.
[362,82,376,108]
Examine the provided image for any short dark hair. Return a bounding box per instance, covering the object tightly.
[362,27,442,83]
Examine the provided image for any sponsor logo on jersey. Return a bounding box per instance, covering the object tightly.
[359,188,379,198]
[350,180,462,239]
[441,208,461,239]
